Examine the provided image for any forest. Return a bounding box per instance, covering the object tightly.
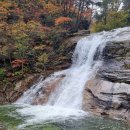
[0,0,130,87]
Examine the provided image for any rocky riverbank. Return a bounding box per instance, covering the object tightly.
[83,39,130,123]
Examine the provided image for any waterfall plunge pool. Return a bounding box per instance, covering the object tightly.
[0,104,130,130]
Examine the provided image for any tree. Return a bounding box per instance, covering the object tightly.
[95,0,122,24]
[123,0,130,10]
[91,0,130,32]
[73,0,93,31]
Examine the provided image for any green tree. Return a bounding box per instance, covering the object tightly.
[95,0,122,24]
[91,11,129,32]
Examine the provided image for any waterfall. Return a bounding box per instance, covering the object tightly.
[15,27,130,128]
[16,33,106,107]
[47,34,106,109]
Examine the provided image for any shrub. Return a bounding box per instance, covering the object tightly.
[40,14,55,26]
[0,68,6,79]
[38,53,48,64]
[14,71,22,76]
[91,11,130,32]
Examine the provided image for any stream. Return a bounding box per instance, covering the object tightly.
[0,105,130,130]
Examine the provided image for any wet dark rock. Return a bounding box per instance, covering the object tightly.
[99,40,130,84]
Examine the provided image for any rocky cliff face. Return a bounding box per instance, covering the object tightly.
[83,39,130,122]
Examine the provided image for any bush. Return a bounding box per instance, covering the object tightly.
[14,71,22,76]
[91,22,107,32]
[91,11,130,32]
[40,15,55,27]
[6,13,19,24]
[0,68,6,79]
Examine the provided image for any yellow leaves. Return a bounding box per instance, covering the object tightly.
[34,45,46,50]
[0,22,6,29]
[26,20,46,37]
[44,2,61,14]
[0,1,12,8]
[38,53,48,63]
[7,20,45,45]
[11,20,44,37]
[0,1,21,20]
[11,22,26,37]
[0,1,13,15]
[1,46,8,55]
[0,6,8,15]
[55,17,72,25]
[26,20,41,30]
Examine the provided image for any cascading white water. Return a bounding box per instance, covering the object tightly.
[15,27,130,128]
[16,33,105,108]
[47,33,106,109]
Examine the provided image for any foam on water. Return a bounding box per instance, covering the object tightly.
[17,105,87,129]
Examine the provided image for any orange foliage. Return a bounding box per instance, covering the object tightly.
[55,17,72,25]
[0,1,11,15]
[11,59,28,68]
[0,1,12,8]
[0,1,22,20]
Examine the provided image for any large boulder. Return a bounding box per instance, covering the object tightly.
[31,74,65,105]
[83,38,130,122]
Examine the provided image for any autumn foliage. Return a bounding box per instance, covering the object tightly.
[0,0,92,81]
[0,1,12,17]
[11,59,28,69]
[55,17,72,25]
